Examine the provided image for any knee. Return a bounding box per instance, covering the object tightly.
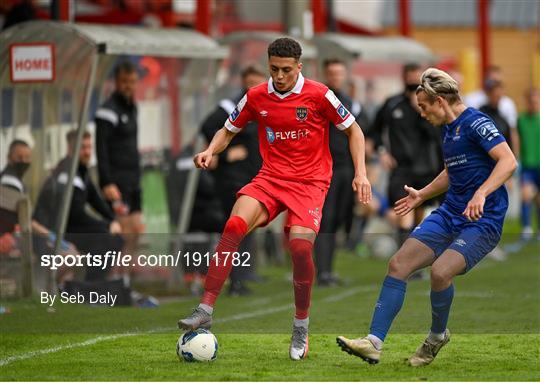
[224,216,248,233]
[387,254,409,279]
[430,266,452,288]
[289,238,313,259]
[289,238,314,276]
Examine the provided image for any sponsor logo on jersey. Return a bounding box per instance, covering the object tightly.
[472,118,499,140]
[337,104,349,119]
[273,129,309,141]
[296,106,308,121]
[266,126,276,144]
[230,108,240,121]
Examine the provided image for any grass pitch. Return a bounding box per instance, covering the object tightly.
[1,235,539,381]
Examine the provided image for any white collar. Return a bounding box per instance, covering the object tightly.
[267,72,305,99]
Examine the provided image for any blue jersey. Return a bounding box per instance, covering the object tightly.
[442,107,508,223]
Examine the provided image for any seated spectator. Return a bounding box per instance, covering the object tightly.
[0,139,77,284]
[33,130,123,282]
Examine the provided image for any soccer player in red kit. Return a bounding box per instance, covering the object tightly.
[178,38,371,360]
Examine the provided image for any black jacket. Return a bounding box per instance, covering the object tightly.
[369,93,443,176]
[328,89,370,170]
[33,158,114,234]
[200,94,262,191]
[0,166,25,234]
[95,91,140,189]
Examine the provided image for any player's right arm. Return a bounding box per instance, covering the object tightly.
[394,167,449,216]
[194,93,255,169]
[194,127,237,169]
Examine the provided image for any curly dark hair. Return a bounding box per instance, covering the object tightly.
[267,38,302,61]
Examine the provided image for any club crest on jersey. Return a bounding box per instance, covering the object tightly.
[337,104,349,119]
[453,125,462,141]
[296,106,308,121]
[266,126,276,144]
[230,108,240,122]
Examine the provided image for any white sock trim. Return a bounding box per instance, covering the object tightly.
[198,303,213,315]
[294,317,309,328]
[367,334,383,350]
[428,331,445,342]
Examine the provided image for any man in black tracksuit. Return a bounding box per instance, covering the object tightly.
[0,140,76,267]
[479,79,514,152]
[34,131,123,281]
[95,61,142,285]
[369,63,443,247]
[314,58,370,286]
[200,65,266,295]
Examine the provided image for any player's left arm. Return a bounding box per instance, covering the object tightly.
[463,142,517,221]
[343,122,372,204]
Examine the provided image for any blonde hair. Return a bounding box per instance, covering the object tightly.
[416,68,460,104]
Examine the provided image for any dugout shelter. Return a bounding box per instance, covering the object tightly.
[0,20,228,293]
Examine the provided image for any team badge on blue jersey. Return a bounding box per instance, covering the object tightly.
[337,104,349,119]
[230,108,240,122]
[266,126,276,144]
[296,106,308,121]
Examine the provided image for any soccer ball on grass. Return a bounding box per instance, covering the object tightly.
[176,329,218,362]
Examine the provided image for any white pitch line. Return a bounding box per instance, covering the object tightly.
[0,334,134,367]
[322,285,377,303]
[0,286,367,367]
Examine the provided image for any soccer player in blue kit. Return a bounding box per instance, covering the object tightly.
[337,68,517,366]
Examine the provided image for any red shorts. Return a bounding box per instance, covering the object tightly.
[237,174,328,233]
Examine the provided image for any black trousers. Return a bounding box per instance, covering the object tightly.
[314,167,355,279]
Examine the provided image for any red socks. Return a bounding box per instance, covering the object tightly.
[202,216,248,306]
[201,217,314,321]
[289,238,315,320]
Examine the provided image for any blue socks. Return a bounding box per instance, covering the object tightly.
[430,284,454,334]
[369,275,407,342]
[521,201,532,228]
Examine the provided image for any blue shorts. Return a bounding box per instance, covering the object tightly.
[521,167,540,188]
[409,206,504,273]
[372,188,389,216]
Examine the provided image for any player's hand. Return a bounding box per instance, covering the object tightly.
[379,151,397,171]
[194,150,213,169]
[0,233,15,254]
[352,174,372,205]
[394,185,423,216]
[109,220,122,234]
[462,191,485,221]
[103,184,121,201]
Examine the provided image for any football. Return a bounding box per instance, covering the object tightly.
[176,329,218,362]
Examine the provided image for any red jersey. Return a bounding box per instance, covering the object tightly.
[225,73,355,188]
